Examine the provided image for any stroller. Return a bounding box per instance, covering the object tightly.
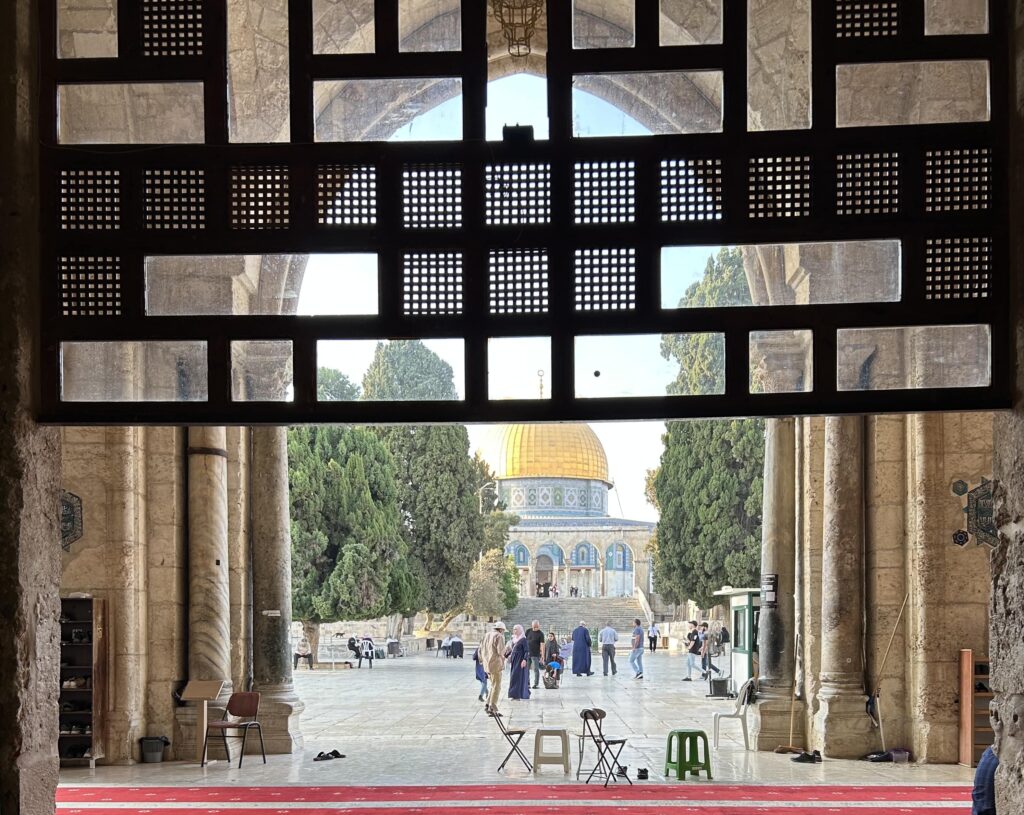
[543,657,564,689]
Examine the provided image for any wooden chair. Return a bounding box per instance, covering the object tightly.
[201,691,266,769]
[578,708,631,787]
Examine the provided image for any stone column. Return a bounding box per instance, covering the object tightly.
[107,427,147,762]
[250,427,304,753]
[0,0,61,809]
[813,415,874,757]
[175,427,234,759]
[750,418,804,749]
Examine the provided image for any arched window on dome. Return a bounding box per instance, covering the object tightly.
[604,542,635,598]
[504,542,530,568]
[571,542,598,568]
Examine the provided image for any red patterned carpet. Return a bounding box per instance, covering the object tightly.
[57,784,971,814]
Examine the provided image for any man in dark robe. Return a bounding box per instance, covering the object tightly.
[571,621,593,676]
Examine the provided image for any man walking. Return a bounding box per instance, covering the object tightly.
[480,620,507,716]
[700,622,721,679]
[598,621,618,676]
[683,621,701,681]
[647,621,660,654]
[629,618,645,679]
[526,619,545,689]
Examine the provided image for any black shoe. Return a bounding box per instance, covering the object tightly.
[531,685,539,689]
[637,673,643,679]
[682,677,692,681]
[791,750,822,764]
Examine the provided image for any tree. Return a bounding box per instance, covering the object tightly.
[317,366,360,402]
[288,424,414,659]
[465,550,520,619]
[363,341,484,618]
[652,247,764,608]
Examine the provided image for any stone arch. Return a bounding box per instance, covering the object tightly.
[570,540,598,568]
[504,541,530,568]
[605,541,635,598]
[536,542,565,567]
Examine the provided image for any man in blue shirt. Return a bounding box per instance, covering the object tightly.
[629,618,645,679]
[973,699,1002,815]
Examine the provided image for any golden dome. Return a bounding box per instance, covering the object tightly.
[486,423,610,483]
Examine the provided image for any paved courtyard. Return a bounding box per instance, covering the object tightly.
[59,651,973,787]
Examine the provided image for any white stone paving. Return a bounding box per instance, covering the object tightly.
[59,651,973,788]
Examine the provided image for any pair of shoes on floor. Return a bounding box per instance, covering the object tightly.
[791,750,822,764]
[313,749,345,762]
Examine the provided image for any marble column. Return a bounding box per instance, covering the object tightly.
[107,427,147,762]
[813,415,874,757]
[175,427,234,759]
[250,427,304,753]
[750,418,804,749]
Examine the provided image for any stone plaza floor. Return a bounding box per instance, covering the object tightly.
[59,651,974,788]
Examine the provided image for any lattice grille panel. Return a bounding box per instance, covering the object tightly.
[574,161,636,225]
[317,165,377,227]
[144,169,206,230]
[403,164,463,229]
[485,163,551,226]
[142,0,204,56]
[59,169,121,231]
[925,237,992,300]
[661,158,723,222]
[60,257,122,317]
[835,1,900,37]
[836,152,900,216]
[489,249,549,314]
[749,155,812,219]
[925,148,992,213]
[403,252,464,315]
[574,248,637,311]
[230,166,290,230]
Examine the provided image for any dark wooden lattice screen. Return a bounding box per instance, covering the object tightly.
[39,0,1010,423]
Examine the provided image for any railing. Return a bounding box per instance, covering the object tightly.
[634,587,654,627]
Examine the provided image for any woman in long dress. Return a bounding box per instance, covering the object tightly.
[507,624,531,700]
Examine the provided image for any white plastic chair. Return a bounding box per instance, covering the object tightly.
[713,678,754,749]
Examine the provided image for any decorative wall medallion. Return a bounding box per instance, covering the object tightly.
[952,477,996,548]
[60,490,83,551]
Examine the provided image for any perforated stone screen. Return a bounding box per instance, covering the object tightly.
[40,0,1010,423]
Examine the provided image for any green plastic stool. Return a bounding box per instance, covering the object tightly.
[664,729,713,780]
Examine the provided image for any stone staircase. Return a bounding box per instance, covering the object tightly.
[503,597,647,644]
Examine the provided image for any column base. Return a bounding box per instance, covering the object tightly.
[813,686,877,758]
[250,685,305,754]
[749,690,806,751]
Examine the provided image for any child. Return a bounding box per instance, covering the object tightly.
[473,647,488,702]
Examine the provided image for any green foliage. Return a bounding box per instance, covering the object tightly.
[652,247,764,608]
[363,340,484,614]
[317,367,361,402]
[466,550,519,619]
[362,340,458,401]
[660,247,752,396]
[288,425,417,624]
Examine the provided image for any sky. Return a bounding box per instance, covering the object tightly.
[299,74,726,523]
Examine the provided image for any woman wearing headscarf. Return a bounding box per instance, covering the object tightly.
[507,624,531,700]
